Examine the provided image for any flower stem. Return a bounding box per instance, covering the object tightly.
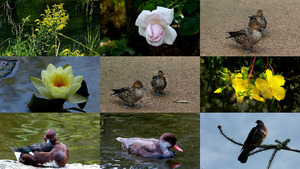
[167,0,179,8]
[247,56,256,85]
[58,33,100,56]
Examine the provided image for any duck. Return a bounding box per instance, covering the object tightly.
[116,133,183,159]
[249,10,267,31]
[151,70,167,96]
[10,129,69,167]
[111,80,147,108]
[226,21,262,53]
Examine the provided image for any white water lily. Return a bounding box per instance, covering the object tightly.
[30,64,87,103]
[135,6,177,46]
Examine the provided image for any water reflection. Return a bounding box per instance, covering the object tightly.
[0,57,100,112]
[0,113,100,165]
[100,113,200,169]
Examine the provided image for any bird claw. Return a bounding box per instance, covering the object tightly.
[122,105,129,108]
[245,50,252,53]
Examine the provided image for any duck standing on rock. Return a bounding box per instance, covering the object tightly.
[10,129,69,167]
[226,21,262,53]
[249,10,267,32]
[116,133,183,158]
[151,70,167,96]
[111,80,147,108]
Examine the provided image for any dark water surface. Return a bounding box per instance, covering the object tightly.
[100,113,200,169]
[0,0,99,50]
[0,57,100,112]
[0,113,100,164]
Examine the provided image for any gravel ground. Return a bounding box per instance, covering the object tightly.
[200,0,300,56]
[100,57,200,113]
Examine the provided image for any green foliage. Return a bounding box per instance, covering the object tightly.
[100,35,135,56]
[1,3,99,56]
[139,0,200,36]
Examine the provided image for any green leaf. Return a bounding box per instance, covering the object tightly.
[27,94,65,112]
[66,93,88,104]
[30,76,44,89]
[157,1,166,6]
[63,64,69,69]
[182,3,199,15]
[179,14,200,36]
[143,3,156,11]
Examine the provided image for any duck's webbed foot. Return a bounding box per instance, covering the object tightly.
[132,104,141,109]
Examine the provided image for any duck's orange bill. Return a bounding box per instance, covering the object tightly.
[173,144,183,152]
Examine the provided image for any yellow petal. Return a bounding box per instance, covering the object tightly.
[214,88,222,93]
[255,78,273,99]
[272,75,285,86]
[273,86,286,101]
[265,69,273,81]
[251,95,265,102]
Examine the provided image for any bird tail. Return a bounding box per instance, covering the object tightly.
[111,89,119,96]
[238,149,249,163]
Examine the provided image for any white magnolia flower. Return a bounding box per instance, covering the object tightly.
[135,6,177,46]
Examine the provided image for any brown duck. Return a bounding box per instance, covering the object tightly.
[226,21,262,53]
[249,10,267,32]
[111,80,146,108]
[151,70,167,96]
[116,133,183,159]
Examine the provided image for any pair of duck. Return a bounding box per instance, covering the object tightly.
[10,129,68,167]
[226,10,267,53]
[111,70,167,108]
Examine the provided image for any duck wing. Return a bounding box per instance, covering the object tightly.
[226,29,248,39]
[11,142,53,153]
[111,86,132,95]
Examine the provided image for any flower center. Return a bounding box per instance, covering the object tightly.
[52,74,67,87]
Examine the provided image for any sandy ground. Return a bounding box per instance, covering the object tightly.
[200,0,300,56]
[100,57,200,113]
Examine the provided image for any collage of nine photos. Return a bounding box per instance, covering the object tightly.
[0,0,200,169]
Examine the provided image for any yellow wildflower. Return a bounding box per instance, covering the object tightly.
[255,69,286,101]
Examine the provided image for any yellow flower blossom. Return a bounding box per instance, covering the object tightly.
[255,69,286,101]
[231,72,265,103]
[30,64,87,103]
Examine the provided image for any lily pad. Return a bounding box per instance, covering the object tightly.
[76,80,89,109]
[27,94,65,112]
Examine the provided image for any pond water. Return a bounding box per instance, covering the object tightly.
[0,0,99,50]
[0,113,100,165]
[0,57,100,112]
[100,113,200,169]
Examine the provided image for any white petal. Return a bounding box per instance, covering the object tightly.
[37,87,51,99]
[41,70,50,80]
[163,26,177,45]
[156,6,174,25]
[135,10,151,28]
[73,76,83,84]
[64,66,72,74]
[30,76,44,89]
[138,27,146,37]
[46,64,56,73]
[67,83,81,95]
